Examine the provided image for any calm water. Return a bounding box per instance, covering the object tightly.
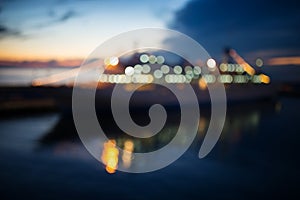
[0,97,299,199]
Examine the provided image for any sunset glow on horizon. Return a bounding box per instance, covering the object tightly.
[0,0,299,68]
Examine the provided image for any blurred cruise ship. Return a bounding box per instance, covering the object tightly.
[60,48,275,107]
[0,48,277,112]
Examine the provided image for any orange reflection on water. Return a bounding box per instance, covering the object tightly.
[101,140,119,174]
[122,140,134,168]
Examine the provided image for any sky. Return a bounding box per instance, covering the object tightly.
[0,0,188,62]
[170,0,300,62]
[0,0,299,67]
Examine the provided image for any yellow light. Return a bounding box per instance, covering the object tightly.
[219,63,227,72]
[101,140,119,174]
[229,49,255,75]
[198,78,207,90]
[243,63,255,76]
[104,58,110,66]
[259,74,270,84]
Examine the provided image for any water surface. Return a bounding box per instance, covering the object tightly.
[0,97,299,199]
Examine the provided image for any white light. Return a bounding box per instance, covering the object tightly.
[125,66,134,76]
[132,75,153,83]
[235,65,244,73]
[174,65,182,74]
[185,73,193,80]
[157,56,165,64]
[203,75,216,83]
[99,74,108,82]
[134,64,143,74]
[165,74,186,83]
[185,66,192,72]
[194,66,201,75]
[108,75,114,83]
[109,57,119,66]
[228,64,235,72]
[256,58,263,67]
[149,55,157,64]
[218,75,233,83]
[161,65,170,74]
[234,75,248,83]
[154,70,163,79]
[207,58,216,68]
[142,64,151,73]
[140,54,149,63]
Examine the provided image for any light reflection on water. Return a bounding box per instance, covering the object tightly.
[101,140,119,174]
[21,100,273,172]
[0,97,299,199]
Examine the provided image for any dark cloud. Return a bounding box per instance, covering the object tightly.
[58,10,77,22]
[169,0,300,59]
[34,9,78,29]
[0,25,6,32]
[0,6,78,39]
[0,24,22,39]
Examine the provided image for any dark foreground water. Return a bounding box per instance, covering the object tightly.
[0,96,299,200]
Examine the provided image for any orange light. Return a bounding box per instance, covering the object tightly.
[259,74,270,84]
[243,63,255,76]
[267,57,300,66]
[101,140,119,174]
[198,78,207,90]
[230,49,255,75]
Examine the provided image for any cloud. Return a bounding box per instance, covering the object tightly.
[57,10,77,22]
[0,5,78,40]
[0,24,23,39]
[34,9,78,29]
[169,0,300,59]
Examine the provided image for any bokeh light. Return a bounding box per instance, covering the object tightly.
[125,66,134,76]
[207,58,216,68]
